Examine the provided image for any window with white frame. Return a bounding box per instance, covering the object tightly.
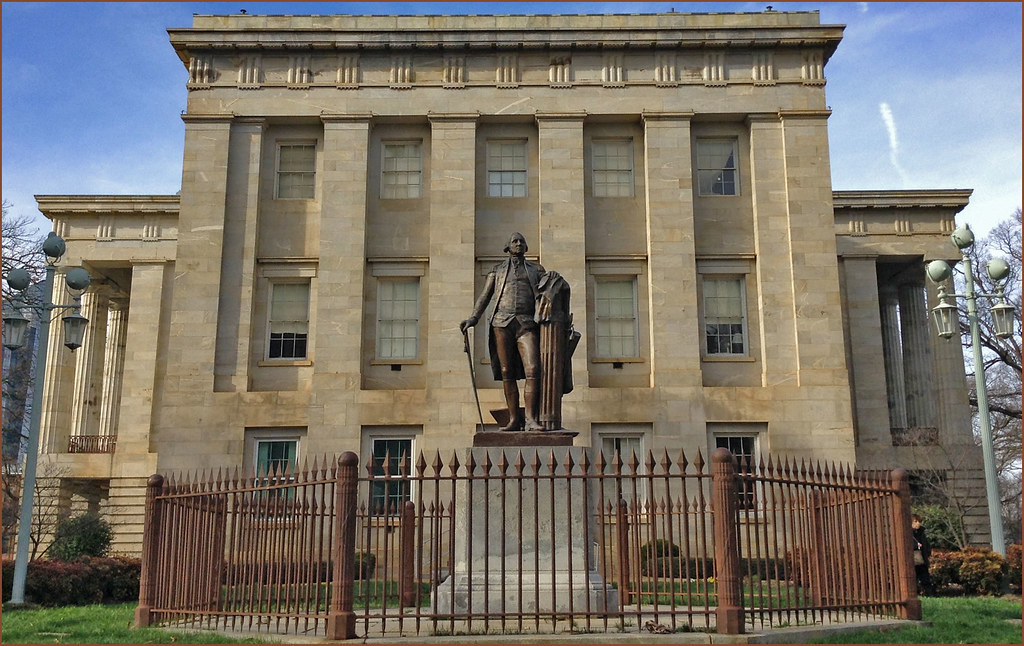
[696,139,738,196]
[713,434,757,510]
[487,140,527,197]
[268,282,310,360]
[381,142,422,199]
[701,276,747,356]
[276,143,316,199]
[369,436,413,514]
[245,428,304,512]
[594,424,650,502]
[594,278,639,359]
[376,278,420,361]
[592,139,634,197]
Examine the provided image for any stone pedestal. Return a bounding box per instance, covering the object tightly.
[434,446,617,615]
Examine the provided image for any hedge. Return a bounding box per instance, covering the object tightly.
[929,547,1008,596]
[1,556,140,606]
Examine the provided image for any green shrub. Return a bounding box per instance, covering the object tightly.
[911,504,964,551]
[354,551,376,580]
[958,547,1007,596]
[48,513,113,561]
[1006,543,1021,594]
[1,556,140,606]
[639,539,680,562]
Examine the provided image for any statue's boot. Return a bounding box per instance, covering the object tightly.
[499,380,524,431]
[524,378,544,431]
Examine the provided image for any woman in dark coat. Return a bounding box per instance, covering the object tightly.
[912,514,934,595]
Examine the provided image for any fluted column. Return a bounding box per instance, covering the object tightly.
[70,291,109,440]
[879,285,908,430]
[39,272,75,453]
[98,301,128,439]
[899,282,936,428]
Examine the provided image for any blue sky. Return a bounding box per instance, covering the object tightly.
[2,2,1021,238]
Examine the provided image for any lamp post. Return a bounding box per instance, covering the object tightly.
[925,223,1016,556]
[2,232,91,605]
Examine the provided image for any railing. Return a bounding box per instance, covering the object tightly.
[135,448,920,639]
[67,435,117,453]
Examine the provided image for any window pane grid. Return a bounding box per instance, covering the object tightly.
[703,277,745,355]
[371,438,412,514]
[592,140,634,197]
[382,143,422,199]
[269,282,309,360]
[715,436,756,509]
[377,280,419,360]
[277,144,316,199]
[594,279,638,358]
[487,141,527,198]
[697,140,738,196]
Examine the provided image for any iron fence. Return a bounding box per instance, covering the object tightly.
[135,447,920,639]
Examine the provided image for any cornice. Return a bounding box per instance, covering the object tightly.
[832,190,973,212]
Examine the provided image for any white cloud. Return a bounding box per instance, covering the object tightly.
[878,102,909,188]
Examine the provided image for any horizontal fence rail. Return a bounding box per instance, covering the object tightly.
[135,448,920,639]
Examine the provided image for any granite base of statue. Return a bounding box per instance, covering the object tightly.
[434,446,618,616]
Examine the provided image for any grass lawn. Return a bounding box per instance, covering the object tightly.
[809,596,1023,644]
[1,596,1019,644]
[0,604,272,644]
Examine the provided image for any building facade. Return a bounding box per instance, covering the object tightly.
[31,11,986,554]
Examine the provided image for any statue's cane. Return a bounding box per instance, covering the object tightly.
[462,328,487,429]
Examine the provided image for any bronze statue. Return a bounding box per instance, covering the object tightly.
[461,233,577,432]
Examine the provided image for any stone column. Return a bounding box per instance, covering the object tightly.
[898,282,936,429]
[214,118,265,392]
[747,114,798,386]
[879,285,908,430]
[313,115,371,433]
[98,301,128,439]
[642,112,701,388]
[536,112,587,411]
[70,291,109,441]
[39,272,75,453]
[426,114,479,434]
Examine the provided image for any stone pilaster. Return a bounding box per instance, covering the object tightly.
[841,257,891,447]
[98,302,128,439]
[898,282,936,428]
[779,111,849,387]
[642,112,701,388]
[113,262,167,463]
[313,115,371,436]
[536,112,587,414]
[214,118,266,392]
[426,113,479,437]
[747,114,798,386]
[70,291,108,439]
[164,115,233,394]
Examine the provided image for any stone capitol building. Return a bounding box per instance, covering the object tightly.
[28,10,986,555]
